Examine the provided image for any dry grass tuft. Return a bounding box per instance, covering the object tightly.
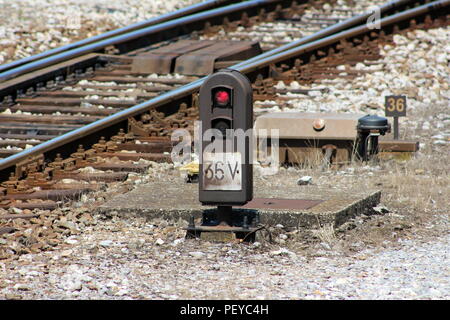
[311,223,337,245]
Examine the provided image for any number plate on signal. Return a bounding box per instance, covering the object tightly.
[202,152,242,191]
[385,95,407,117]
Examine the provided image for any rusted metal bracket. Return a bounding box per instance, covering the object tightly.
[379,140,419,152]
[128,116,169,137]
[185,207,260,242]
[15,154,45,179]
[1,172,33,194]
[253,74,276,95]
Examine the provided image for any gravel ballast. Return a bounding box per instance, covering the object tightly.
[0,214,448,300]
[0,1,449,300]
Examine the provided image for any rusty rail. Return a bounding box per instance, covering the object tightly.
[232,0,433,68]
[241,0,449,73]
[0,0,296,83]
[0,0,242,78]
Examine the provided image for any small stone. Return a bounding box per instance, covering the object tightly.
[297,176,312,185]
[289,81,300,89]
[431,134,445,140]
[415,58,427,70]
[47,239,61,247]
[65,238,78,245]
[275,81,286,89]
[172,238,184,246]
[279,234,288,240]
[270,248,296,257]
[57,220,78,232]
[14,283,30,291]
[99,240,113,247]
[9,207,23,215]
[346,167,355,174]
[61,249,73,257]
[155,238,165,245]
[355,62,366,70]
[373,206,390,214]
[86,282,99,291]
[63,280,82,292]
[189,251,205,259]
[308,90,321,97]
[115,289,129,296]
[210,264,221,271]
[393,34,408,45]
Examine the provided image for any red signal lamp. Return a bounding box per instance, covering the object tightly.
[214,90,230,107]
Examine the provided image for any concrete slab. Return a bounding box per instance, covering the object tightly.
[97,172,381,229]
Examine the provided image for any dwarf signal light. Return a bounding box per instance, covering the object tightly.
[213,88,232,107]
[215,90,229,105]
[199,69,253,206]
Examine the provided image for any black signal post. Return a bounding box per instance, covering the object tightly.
[185,69,258,242]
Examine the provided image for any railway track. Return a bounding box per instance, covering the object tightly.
[0,0,389,170]
[0,0,449,255]
[0,0,244,76]
[0,0,430,162]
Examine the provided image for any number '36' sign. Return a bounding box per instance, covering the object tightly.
[385,95,407,117]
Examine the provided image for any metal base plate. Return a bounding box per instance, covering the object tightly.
[185,227,258,242]
[184,208,260,242]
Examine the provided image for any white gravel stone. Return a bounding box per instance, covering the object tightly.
[172,238,185,246]
[99,240,113,247]
[270,248,296,257]
[9,207,23,214]
[297,176,312,185]
[14,284,30,291]
[64,240,78,246]
[0,213,449,300]
[189,251,205,259]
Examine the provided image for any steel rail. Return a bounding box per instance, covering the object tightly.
[0,0,428,99]
[239,0,449,74]
[0,0,241,75]
[0,0,294,83]
[232,0,432,68]
[0,0,423,81]
[0,0,448,179]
